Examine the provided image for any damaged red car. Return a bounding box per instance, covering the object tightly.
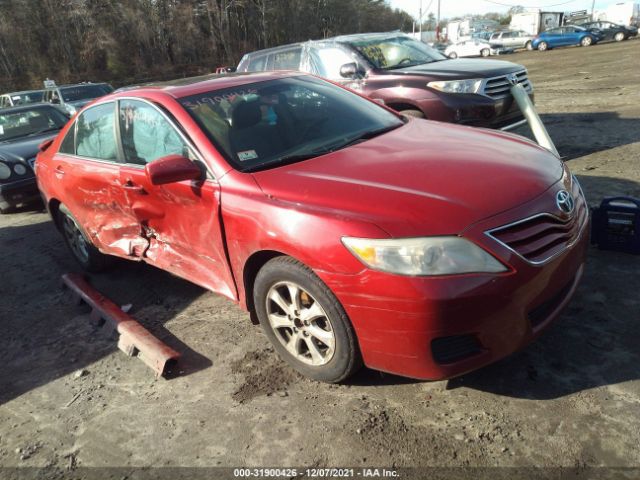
[36,72,589,383]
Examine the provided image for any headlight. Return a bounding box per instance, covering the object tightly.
[0,161,11,180]
[428,79,483,94]
[342,236,507,276]
[13,164,27,175]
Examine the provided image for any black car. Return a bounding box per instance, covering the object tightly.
[0,104,68,213]
[581,21,638,42]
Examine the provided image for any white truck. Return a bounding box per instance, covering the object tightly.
[595,2,640,26]
[510,10,564,35]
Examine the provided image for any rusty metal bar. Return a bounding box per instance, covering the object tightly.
[61,273,180,378]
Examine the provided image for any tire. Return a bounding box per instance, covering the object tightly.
[58,204,110,272]
[480,48,490,57]
[399,109,425,119]
[253,256,362,383]
[448,52,458,59]
[537,41,548,51]
[614,32,625,42]
[581,36,593,47]
[525,41,533,50]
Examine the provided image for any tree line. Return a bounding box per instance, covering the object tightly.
[0,0,414,91]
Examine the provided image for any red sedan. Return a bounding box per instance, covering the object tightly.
[36,72,589,383]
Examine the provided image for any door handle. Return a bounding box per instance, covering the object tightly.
[55,165,65,176]
[122,180,146,195]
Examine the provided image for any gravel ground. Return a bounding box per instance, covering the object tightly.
[1,39,639,479]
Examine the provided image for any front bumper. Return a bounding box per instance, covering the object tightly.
[0,177,40,207]
[415,90,533,130]
[316,178,589,381]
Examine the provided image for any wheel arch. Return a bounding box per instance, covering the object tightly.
[242,249,288,324]
[48,198,62,230]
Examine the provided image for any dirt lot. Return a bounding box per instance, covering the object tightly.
[1,40,639,479]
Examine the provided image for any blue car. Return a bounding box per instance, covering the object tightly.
[532,26,603,51]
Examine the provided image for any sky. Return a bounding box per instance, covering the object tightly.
[387,0,631,20]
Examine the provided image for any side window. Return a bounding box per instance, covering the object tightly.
[247,54,269,72]
[119,99,188,165]
[311,47,357,79]
[76,102,118,161]
[271,48,302,70]
[59,124,76,155]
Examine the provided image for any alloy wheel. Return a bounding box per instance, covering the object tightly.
[62,213,89,264]
[265,281,335,366]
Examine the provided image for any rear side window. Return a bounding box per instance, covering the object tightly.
[271,48,302,70]
[76,102,118,161]
[118,99,188,165]
[247,54,269,72]
[59,126,75,155]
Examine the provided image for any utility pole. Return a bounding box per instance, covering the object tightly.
[419,0,423,36]
[437,0,441,40]
[591,0,596,19]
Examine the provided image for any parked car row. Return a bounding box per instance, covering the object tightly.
[2,30,589,384]
[0,81,113,212]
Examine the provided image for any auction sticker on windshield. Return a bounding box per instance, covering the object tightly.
[238,150,258,161]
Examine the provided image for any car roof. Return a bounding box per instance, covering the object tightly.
[328,31,410,43]
[109,71,305,99]
[49,82,111,89]
[2,89,45,96]
[0,103,60,114]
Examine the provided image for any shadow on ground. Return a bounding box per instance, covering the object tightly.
[0,217,211,405]
[513,111,640,160]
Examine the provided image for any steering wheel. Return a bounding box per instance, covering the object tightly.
[397,58,413,66]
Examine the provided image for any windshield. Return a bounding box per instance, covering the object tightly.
[0,107,68,142]
[60,84,112,102]
[10,91,44,105]
[345,35,446,70]
[180,75,404,172]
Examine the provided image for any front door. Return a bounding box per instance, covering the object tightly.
[115,98,237,300]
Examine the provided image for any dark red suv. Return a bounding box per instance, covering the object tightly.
[237,32,533,130]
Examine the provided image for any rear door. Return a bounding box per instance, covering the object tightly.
[115,98,236,298]
[50,101,134,253]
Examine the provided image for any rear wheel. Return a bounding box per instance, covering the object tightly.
[253,257,362,383]
[525,41,533,50]
[537,41,548,51]
[581,36,593,46]
[448,51,458,59]
[480,48,490,57]
[614,31,625,42]
[58,205,110,272]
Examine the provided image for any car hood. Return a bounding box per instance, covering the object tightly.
[0,131,60,164]
[388,58,525,79]
[251,120,563,237]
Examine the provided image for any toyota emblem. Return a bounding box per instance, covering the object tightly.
[556,190,575,214]
[507,73,519,86]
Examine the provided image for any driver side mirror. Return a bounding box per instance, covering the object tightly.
[339,62,365,79]
[145,154,202,185]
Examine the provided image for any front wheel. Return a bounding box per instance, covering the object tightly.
[537,41,548,51]
[614,32,625,42]
[253,257,362,383]
[448,52,458,59]
[480,48,490,57]
[58,205,110,272]
[581,36,593,46]
[525,41,533,50]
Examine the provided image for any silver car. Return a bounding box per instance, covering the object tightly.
[489,30,535,50]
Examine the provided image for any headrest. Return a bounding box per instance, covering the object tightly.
[232,99,262,129]
[29,115,50,129]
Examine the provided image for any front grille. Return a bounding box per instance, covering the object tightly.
[487,189,588,264]
[528,278,574,329]
[482,70,532,99]
[431,335,483,364]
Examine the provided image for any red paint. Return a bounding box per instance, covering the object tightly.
[37,73,589,380]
